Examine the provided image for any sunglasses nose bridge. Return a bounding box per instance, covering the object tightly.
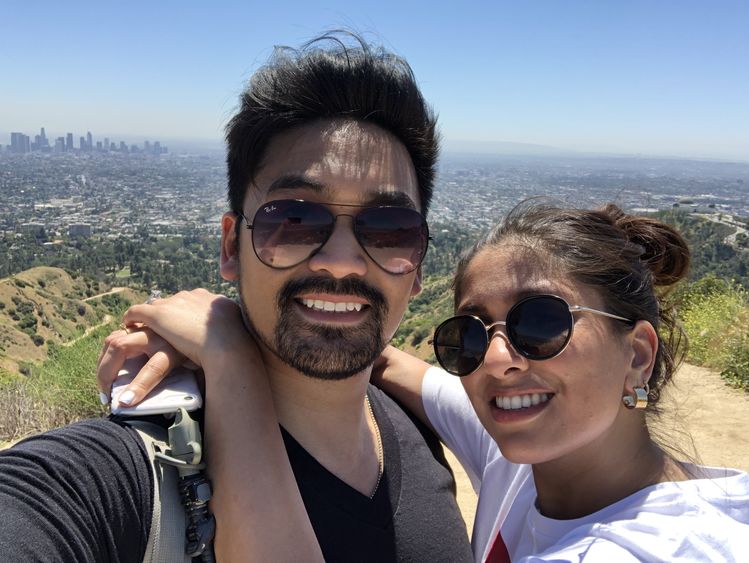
[482,323,529,372]
[307,213,368,277]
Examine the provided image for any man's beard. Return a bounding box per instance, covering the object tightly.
[240,276,389,380]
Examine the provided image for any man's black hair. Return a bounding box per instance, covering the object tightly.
[226,31,439,216]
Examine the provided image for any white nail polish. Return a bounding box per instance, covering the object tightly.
[119,390,136,406]
[99,392,109,405]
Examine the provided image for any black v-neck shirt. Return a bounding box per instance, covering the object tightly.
[281,385,473,562]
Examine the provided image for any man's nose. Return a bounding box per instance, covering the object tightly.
[307,215,368,278]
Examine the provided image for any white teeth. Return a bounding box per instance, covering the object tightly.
[495,393,550,410]
[301,298,364,312]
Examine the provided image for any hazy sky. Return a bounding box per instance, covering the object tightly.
[2,0,747,160]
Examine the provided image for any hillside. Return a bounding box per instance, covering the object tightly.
[0,267,144,376]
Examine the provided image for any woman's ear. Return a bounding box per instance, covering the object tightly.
[220,212,240,281]
[623,320,659,391]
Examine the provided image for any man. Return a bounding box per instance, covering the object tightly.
[0,33,473,562]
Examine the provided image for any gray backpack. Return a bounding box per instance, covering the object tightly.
[127,409,214,563]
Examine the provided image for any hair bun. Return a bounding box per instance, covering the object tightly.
[600,204,691,287]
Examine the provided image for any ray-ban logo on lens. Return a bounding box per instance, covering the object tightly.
[264,205,276,213]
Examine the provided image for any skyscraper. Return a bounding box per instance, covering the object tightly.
[66,133,74,152]
[86,131,93,151]
[10,132,30,154]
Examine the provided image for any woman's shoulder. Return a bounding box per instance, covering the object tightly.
[526,464,749,561]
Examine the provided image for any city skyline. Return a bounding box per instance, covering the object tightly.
[2,1,747,162]
[6,127,168,155]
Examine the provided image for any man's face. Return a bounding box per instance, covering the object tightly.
[220,120,423,379]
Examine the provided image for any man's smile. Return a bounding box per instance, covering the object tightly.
[294,293,372,323]
[299,296,367,313]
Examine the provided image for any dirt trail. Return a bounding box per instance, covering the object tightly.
[448,363,749,529]
[60,315,112,347]
[82,287,127,302]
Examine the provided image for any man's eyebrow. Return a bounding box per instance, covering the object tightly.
[267,174,326,193]
[364,191,417,209]
[267,175,418,209]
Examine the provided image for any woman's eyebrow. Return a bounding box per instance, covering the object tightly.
[456,302,489,317]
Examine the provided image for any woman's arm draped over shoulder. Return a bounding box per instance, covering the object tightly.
[102,290,324,563]
[371,345,434,432]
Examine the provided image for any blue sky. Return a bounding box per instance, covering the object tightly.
[2,0,747,160]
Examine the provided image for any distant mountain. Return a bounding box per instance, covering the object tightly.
[442,139,749,165]
[443,139,577,157]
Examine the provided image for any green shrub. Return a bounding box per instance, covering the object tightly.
[720,337,749,389]
[679,279,748,367]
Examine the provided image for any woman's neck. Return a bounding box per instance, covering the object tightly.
[530,420,688,520]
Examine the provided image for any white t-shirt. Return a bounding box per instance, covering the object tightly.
[422,367,749,562]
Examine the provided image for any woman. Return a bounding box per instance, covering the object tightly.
[373,201,749,560]
[99,202,749,561]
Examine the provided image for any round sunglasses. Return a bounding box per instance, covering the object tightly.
[238,199,429,275]
[432,294,633,376]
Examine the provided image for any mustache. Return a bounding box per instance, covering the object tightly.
[278,276,387,311]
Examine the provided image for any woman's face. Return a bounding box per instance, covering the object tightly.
[457,245,641,465]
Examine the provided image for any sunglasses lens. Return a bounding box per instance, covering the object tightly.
[251,200,332,268]
[433,316,487,376]
[507,296,572,359]
[356,207,428,274]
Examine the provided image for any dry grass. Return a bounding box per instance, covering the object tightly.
[0,378,82,442]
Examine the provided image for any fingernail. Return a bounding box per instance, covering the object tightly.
[118,390,136,406]
[99,392,109,405]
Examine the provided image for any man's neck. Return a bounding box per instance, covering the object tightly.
[262,349,381,496]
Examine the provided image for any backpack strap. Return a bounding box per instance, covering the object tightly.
[129,420,192,563]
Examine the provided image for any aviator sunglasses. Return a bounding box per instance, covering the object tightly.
[238,199,430,274]
[432,294,633,376]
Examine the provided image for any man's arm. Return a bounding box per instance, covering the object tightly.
[0,419,152,562]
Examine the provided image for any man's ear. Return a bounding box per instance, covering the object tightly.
[623,320,658,391]
[220,212,240,281]
[410,266,423,297]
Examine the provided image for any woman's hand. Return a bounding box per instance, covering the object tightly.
[97,289,255,407]
[121,289,249,367]
[97,326,196,406]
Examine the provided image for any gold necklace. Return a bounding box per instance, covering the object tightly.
[365,396,384,499]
